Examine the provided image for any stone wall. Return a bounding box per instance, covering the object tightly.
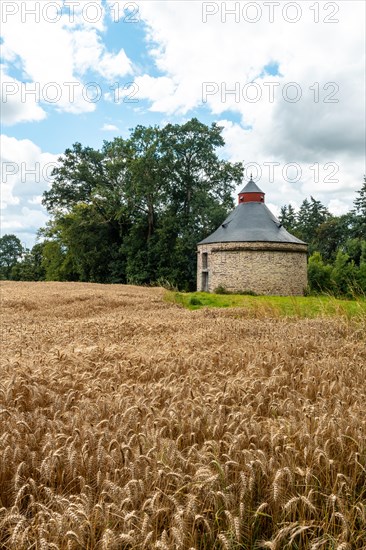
[197,242,308,296]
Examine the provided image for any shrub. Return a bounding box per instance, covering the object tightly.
[189,296,203,305]
[214,285,230,294]
[331,250,358,297]
[214,286,258,296]
[308,252,334,294]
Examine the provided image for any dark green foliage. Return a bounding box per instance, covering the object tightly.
[314,214,355,262]
[214,285,258,296]
[355,259,366,295]
[278,204,297,233]
[10,243,46,281]
[353,176,366,217]
[352,176,366,239]
[41,241,76,281]
[42,143,109,214]
[307,246,366,297]
[280,179,366,296]
[307,253,334,293]
[296,196,332,251]
[189,296,203,306]
[214,285,230,295]
[331,250,358,297]
[0,234,24,279]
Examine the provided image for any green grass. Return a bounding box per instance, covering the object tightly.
[165,291,366,319]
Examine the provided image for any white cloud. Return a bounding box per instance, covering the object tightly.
[218,118,364,212]
[328,199,352,217]
[0,0,133,120]
[0,182,20,209]
[133,75,177,112]
[1,135,59,202]
[132,1,365,211]
[98,50,132,80]
[0,136,59,244]
[28,195,43,205]
[71,29,132,79]
[1,207,48,231]
[101,123,119,131]
[0,65,47,125]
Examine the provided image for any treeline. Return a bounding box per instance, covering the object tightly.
[1,119,365,295]
[278,191,366,296]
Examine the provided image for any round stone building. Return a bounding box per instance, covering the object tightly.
[197,178,308,295]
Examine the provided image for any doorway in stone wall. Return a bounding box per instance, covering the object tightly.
[202,271,208,292]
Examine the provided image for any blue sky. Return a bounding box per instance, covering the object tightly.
[1,0,365,247]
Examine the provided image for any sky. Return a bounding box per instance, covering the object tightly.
[1,0,365,248]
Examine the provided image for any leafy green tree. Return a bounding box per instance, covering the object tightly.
[353,176,366,217]
[11,243,46,281]
[124,125,165,240]
[296,196,331,248]
[0,234,24,279]
[41,241,76,281]
[361,241,366,265]
[156,118,243,288]
[41,119,243,289]
[356,241,366,293]
[160,119,240,216]
[307,252,334,293]
[343,238,365,266]
[352,176,366,238]
[42,143,108,214]
[314,214,354,262]
[61,204,124,283]
[331,250,358,297]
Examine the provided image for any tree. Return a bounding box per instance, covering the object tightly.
[124,125,165,240]
[331,250,358,297]
[156,118,243,288]
[42,143,109,214]
[41,119,243,289]
[343,238,365,266]
[279,204,297,233]
[40,241,77,281]
[296,196,331,250]
[356,241,366,293]
[57,204,123,283]
[307,252,334,293]
[0,234,23,279]
[11,243,46,281]
[352,176,366,238]
[314,214,354,262]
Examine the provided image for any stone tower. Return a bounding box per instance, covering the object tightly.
[197,178,308,295]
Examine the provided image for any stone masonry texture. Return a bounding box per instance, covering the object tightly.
[197,242,308,296]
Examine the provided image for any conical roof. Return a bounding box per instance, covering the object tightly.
[199,202,306,245]
[239,178,264,194]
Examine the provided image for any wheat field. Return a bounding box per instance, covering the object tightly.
[0,281,365,549]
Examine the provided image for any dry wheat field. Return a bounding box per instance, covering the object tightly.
[0,281,365,549]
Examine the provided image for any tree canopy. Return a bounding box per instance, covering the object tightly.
[0,235,23,279]
[40,119,243,289]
